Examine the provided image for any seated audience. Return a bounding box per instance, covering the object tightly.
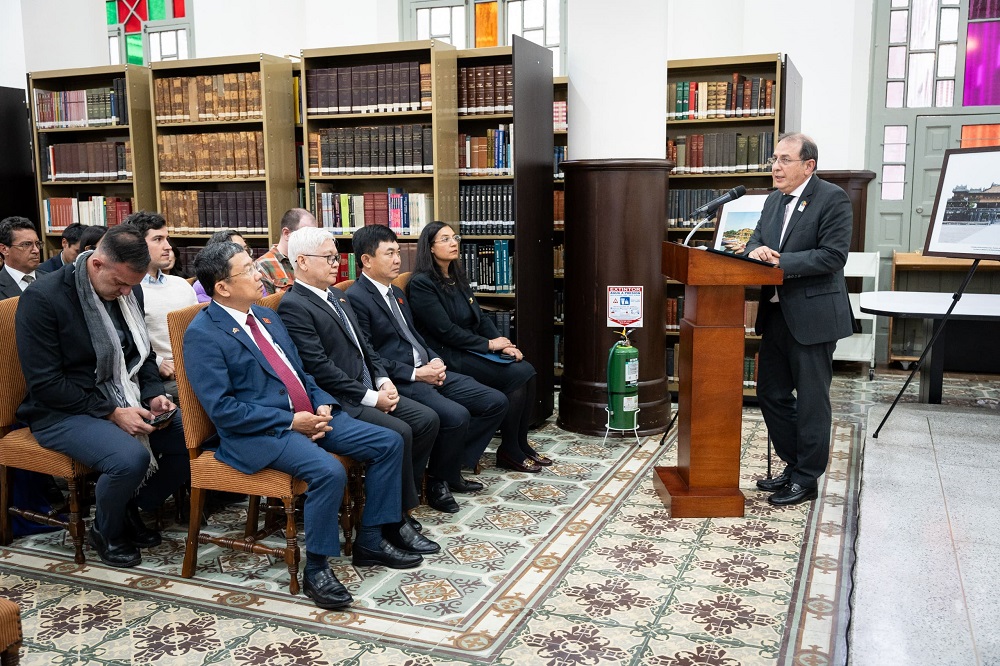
[192,230,263,303]
[38,222,84,272]
[0,216,46,299]
[258,208,318,295]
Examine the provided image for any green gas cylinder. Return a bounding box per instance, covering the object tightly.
[607,330,639,430]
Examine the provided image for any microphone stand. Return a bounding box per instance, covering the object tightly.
[682,211,716,246]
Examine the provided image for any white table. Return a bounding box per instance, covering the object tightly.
[860,291,1000,403]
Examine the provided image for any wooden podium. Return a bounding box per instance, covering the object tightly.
[655,242,784,517]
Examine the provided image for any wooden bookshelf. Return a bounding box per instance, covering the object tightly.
[552,76,567,383]
[456,37,555,425]
[149,54,296,250]
[28,64,155,252]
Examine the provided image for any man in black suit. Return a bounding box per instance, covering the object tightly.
[745,133,854,506]
[346,225,507,511]
[0,217,46,299]
[15,224,189,567]
[38,222,84,273]
[276,227,443,550]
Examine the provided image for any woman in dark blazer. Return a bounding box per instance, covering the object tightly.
[407,221,552,473]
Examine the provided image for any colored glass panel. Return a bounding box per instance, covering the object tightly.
[119,0,148,33]
[964,21,1000,106]
[475,2,498,48]
[149,0,166,21]
[905,52,934,107]
[908,0,936,50]
[970,0,1000,20]
[961,124,1000,147]
[126,32,144,65]
[107,1,117,25]
[173,0,185,18]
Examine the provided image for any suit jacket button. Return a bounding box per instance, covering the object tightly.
[279,388,286,395]
[266,430,275,437]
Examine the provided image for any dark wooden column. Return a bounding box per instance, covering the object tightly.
[558,159,672,436]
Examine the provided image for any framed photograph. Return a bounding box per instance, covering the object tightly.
[923,146,1000,261]
[712,193,770,253]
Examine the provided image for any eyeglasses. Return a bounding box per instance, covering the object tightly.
[766,156,808,167]
[301,253,340,266]
[10,241,42,251]
[433,234,462,245]
[226,261,262,281]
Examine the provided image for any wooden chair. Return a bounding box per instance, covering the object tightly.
[167,302,361,595]
[0,297,90,564]
[333,279,354,291]
[186,276,197,285]
[392,271,412,292]
[0,598,21,666]
[255,291,284,310]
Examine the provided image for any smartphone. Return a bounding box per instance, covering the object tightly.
[144,407,178,426]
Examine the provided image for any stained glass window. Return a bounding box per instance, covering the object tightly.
[964,19,1000,106]
[961,124,1000,147]
[107,0,191,65]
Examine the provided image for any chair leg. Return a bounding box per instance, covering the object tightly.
[0,466,12,547]
[182,487,206,579]
[245,495,261,538]
[282,497,300,596]
[65,475,86,565]
[0,642,21,666]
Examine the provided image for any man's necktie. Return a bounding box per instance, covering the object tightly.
[386,287,429,366]
[245,314,313,413]
[327,293,373,390]
[21,275,34,286]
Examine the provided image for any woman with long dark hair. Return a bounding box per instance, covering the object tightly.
[407,221,553,472]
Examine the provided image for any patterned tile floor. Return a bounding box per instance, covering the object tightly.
[1,366,998,666]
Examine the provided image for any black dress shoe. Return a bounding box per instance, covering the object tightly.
[406,514,423,532]
[768,482,818,506]
[124,501,162,548]
[303,567,353,610]
[449,478,484,493]
[384,522,440,554]
[756,468,792,492]
[496,450,541,473]
[88,527,142,568]
[352,539,423,569]
[427,480,460,513]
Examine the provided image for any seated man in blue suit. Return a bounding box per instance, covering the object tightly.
[183,242,422,611]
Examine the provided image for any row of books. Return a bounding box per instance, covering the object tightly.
[667,188,726,228]
[668,131,774,175]
[458,64,513,115]
[554,190,565,226]
[34,80,129,128]
[554,290,564,323]
[304,63,431,115]
[459,126,512,176]
[41,141,132,182]
[307,125,433,175]
[159,189,269,235]
[156,131,266,179]
[665,297,759,333]
[554,332,564,370]
[480,306,514,339]
[333,245,417,283]
[458,184,513,235]
[43,195,133,232]
[667,75,775,120]
[461,240,513,294]
[553,145,567,179]
[553,243,564,277]
[153,72,262,123]
[313,189,432,236]
[175,244,269,277]
[553,100,567,132]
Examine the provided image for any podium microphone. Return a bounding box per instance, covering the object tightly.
[682,185,747,247]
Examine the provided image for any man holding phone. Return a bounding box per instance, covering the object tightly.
[15,223,189,569]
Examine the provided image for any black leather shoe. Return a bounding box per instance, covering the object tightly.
[303,567,353,610]
[384,522,440,554]
[352,539,423,569]
[124,501,162,548]
[525,450,554,467]
[756,468,792,492]
[768,482,818,506]
[88,527,142,568]
[449,478,484,493]
[496,450,541,473]
[427,480,460,513]
[406,514,422,532]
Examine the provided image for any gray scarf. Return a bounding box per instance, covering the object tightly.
[74,250,157,479]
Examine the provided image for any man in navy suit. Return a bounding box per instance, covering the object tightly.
[38,223,84,273]
[0,216,46,299]
[745,133,854,506]
[183,242,421,610]
[346,225,507,513]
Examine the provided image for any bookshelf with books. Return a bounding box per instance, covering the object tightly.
[149,54,296,248]
[456,36,555,424]
[300,40,457,241]
[28,64,155,250]
[552,75,567,381]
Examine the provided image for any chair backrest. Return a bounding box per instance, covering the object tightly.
[843,252,880,281]
[0,297,24,433]
[392,271,412,292]
[167,302,213,450]
[186,276,197,285]
[256,291,284,310]
[333,279,355,291]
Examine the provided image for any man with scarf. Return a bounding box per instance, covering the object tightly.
[15,223,189,568]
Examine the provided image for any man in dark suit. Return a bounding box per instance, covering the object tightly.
[0,216,46,299]
[277,227,442,552]
[38,222,84,273]
[183,241,422,611]
[346,225,507,512]
[745,132,854,506]
[16,224,188,568]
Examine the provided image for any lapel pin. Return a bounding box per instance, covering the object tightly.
[339,298,347,303]
[798,201,808,212]
[397,297,404,305]
[262,317,272,324]
[232,328,239,334]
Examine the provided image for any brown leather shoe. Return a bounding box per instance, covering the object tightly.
[497,450,541,473]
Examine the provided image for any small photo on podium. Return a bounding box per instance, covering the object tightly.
[712,192,770,254]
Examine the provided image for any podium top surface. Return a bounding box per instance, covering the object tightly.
[662,242,784,286]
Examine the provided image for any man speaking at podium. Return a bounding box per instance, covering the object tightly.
[745,132,853,506]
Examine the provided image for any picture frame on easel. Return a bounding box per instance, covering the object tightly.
[923,145,1000,262]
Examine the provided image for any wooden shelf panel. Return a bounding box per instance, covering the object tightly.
[308,173,434,180]
[306,110,432,121]
[42,180,133,186]
[37,125,131,133]
[458,113,513,121]
[667,115,776,126]
[156,119,263,129]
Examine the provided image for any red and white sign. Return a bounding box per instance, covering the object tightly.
[607,286,643,327]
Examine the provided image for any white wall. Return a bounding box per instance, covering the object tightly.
[1,0,27,89]
[19,0,106,73]
[666,0,874,170]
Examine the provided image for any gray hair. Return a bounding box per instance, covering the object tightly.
[288,226,335,268]
[777,132,819,165]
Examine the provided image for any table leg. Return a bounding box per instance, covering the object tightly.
[919,318,945,404]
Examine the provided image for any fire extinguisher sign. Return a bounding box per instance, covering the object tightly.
[607,286,643,328]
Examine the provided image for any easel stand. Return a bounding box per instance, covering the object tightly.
[872,259,980,439]
[603,407,641,446]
